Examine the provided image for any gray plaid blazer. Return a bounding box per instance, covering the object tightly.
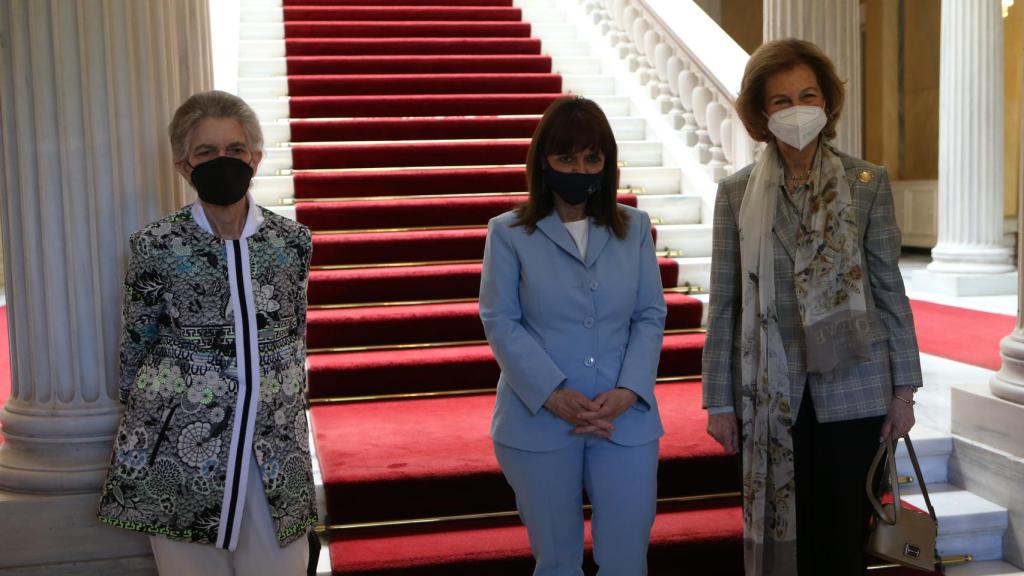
[702,151,923,423]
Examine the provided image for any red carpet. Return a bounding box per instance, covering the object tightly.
[287,55,552,76]
[330,500,744,576]
[286,38,543,57]
[306,332,705,399]
[293,166,529,198]
[311,382,736,524]
[299,193,637,234]
[281,2,731,573]
[285,22,533,39]
[291,140,535,170]
[307,292,701,349]
[306,259,680,306]
[289,115,543,142]
[288,73,561,97]
[911,299,1016,370]
[290,94,558,118]
[284,6,523,21]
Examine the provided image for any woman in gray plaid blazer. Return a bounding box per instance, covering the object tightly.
[702,39,923,576]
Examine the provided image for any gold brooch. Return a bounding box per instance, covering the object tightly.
[858,170,874,183]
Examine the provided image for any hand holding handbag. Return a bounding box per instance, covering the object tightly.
[864,435,940,572]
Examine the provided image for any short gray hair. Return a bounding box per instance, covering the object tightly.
[168,90,264,162]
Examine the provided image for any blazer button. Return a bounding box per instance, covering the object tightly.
[589,281,599,291]
[583,318,595,328]
[584,356,595,367]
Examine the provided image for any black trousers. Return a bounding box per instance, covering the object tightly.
[793,389,885,576]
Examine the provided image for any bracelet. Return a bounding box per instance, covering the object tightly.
[893,394,915,406]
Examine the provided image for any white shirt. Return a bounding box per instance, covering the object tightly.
[563,218,589,261]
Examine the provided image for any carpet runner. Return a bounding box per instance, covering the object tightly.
[282,1,933,573]
[911,299,1016,371]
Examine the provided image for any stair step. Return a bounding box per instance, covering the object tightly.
[239,73,565,99]
[526,22,577,42]
[903,484,1008,562]
[897,425,952,486]
[259,115,643,145]
[537,39,592,57]
[310,381,733,523]
[945,561,1024,575]
[297,193,639,233]
[249,164,676,205]
[299,37,544,58]
[280,6,526,22]
[306,292,701,349]
[675,256,711,291]
[306,258,679,306]
[636,193,703,225]
[654,224,713,257]
[238,73,620,101]
[249,0,521,5]
[239,55,602,78]
[262,139,661,173]
[245,6,567,23]
[287,93,564,120]
[244,21,537,41]
[246,94,630,122]
[328,499,743,575]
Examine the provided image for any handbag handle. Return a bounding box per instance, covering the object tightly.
[866,435,937,525]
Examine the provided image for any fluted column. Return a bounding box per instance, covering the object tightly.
[0,2,210,570]
[991,70,1024,404]
[926,0,1014,275]
[0,0,211,493]
[764,0,862,156]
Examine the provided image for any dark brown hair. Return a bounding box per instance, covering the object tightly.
[735,38,845,142]
[513,95,629,239]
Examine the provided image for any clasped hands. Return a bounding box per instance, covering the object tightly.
[543,387,637,439]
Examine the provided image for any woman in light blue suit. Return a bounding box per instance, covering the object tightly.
[480,96,667,575]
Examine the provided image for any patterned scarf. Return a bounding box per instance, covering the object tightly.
[736,142,869,574]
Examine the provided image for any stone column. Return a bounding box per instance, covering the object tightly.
[991,49,1024,406]
[764,0,863,156]
[913,0,1016,296]
[0,0,210,571]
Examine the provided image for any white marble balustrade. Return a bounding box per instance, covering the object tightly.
[581,0,756,181]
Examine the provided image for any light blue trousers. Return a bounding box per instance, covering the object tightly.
[494,436,660,576]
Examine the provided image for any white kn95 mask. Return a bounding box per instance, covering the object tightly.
[766,105,827,150]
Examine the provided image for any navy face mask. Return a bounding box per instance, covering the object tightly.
[189,156,254,206]
[542,165,602,206]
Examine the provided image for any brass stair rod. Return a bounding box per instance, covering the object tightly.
[315,491,741,533]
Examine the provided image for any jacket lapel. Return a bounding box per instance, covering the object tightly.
[536,212,585,264]
[773,188,798,262]
[584,219,610,268]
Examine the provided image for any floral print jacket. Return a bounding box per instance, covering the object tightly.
[98,201,316,549]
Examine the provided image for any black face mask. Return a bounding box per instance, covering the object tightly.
[542,165,602,206]
[188,156,254,206]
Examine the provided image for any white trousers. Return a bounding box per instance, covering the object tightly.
[149,454,310,576]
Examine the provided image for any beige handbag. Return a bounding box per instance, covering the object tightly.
[865,436,939,572]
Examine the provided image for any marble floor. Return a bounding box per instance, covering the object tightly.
[899,254,1017,434]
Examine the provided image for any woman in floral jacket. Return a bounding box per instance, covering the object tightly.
[98,91,316,575]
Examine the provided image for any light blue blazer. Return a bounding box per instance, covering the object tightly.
[480,205,667,452]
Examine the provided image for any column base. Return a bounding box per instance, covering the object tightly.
[0,401,121,493]
[951,381,1024,569]
[927,243,1015,275]
[991,329,1024,405]
[0,489,153,572]
[911,269,1018,297]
